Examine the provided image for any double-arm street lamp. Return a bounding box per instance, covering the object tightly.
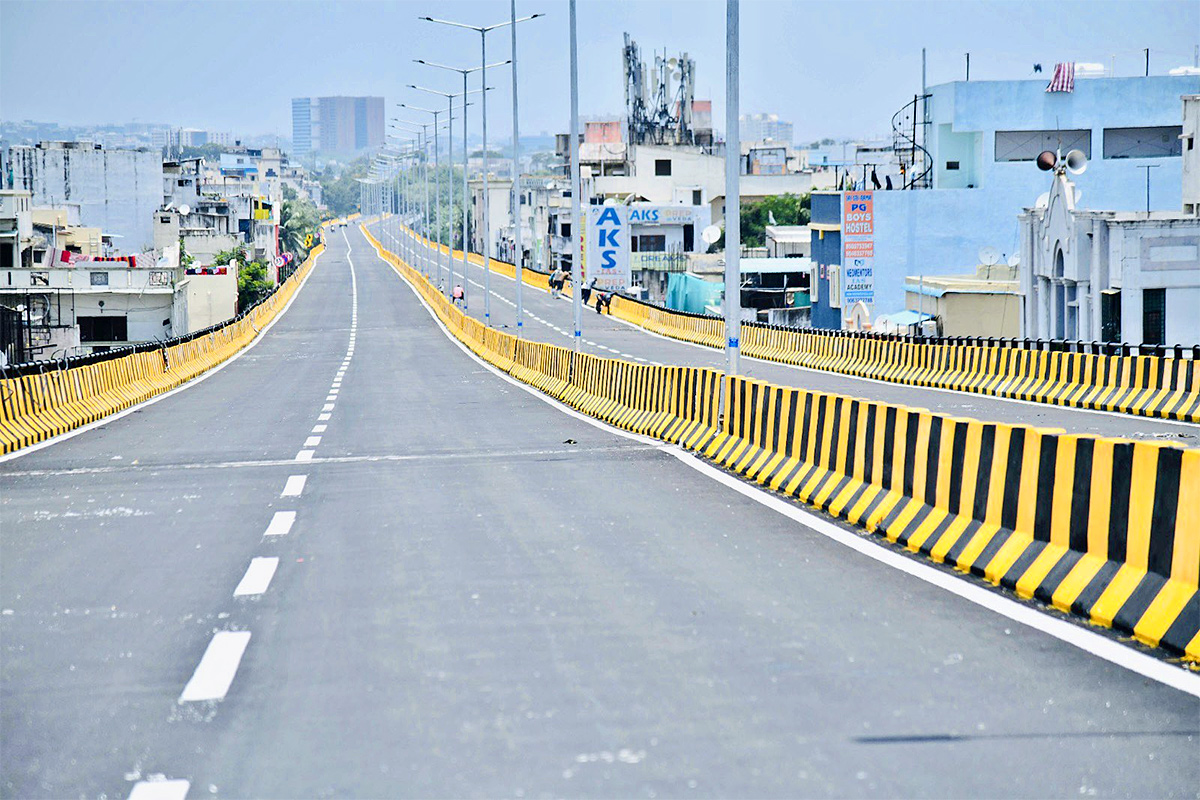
[415,51,511,327]
[421,11,542,331]
[406,83,485,303]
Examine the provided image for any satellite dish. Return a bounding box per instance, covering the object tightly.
[667,57,679,70]
[1007,254,1021,268]
[603,197,617,206]
[1036,150,1057,171]
[178,203,191,216]
[545,180,555,189]
[978,246,1001,266]
[1065,149,1087,175]
[1035,192,1050,209]
[672,71,683,80]
[701,225,722,245]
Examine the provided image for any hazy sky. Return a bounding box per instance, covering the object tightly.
[2,0,1196,143]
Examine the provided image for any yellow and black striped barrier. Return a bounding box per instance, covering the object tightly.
[0,241,326,455]
[366,225,1200,660]
[381,219,1199,423]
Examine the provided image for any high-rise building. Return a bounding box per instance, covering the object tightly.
[740,113,794,144]
[291,96,384,157]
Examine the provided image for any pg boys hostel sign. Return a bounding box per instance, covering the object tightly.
[586,205,632,290]
[841,191,875,305]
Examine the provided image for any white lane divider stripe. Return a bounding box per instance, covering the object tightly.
[317,413,331,421]
[281,475,307,497]
[304,436,322,447]
[264,511,296,536]
[178,630,251,702]
[296,449,315,461]
[233,557,280,597]
[312,424,327,433]
[322,403,335,412]
[127,778,190,800]
[325,395,337,402]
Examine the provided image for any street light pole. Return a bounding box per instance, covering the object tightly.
[569,0,582,349]
[724,0,741,375]
[412,65,497,311]
[510,0,525,335]
[421,13,539,327]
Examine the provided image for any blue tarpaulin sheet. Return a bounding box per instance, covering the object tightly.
[666,273,723,315]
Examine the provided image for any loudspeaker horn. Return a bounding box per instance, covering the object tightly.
[1065,149,1087,175]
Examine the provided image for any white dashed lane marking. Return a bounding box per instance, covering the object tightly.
[263,511,296,537]
[281,475,307,497]
[178,631,252,702]
[233,557,280,597]
[127,778,190,800]
[296,450,315,461]
[304,436,322,447]
[312,425,327,433]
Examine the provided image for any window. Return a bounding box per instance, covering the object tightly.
[1101,290,1121,343]
[560,222,570,238]
[654,159,672,176]
[994,129,1091,162]
[945,161,960,170]
[78,315,128,342]
[1103,126,1183,159]
[637,234,666,252]
[692,189,702,205]
[160,216,172,223]
[30,272,48,286]
[90,272,109,286]
[150,271,172,286]
[1143,288,1166,345]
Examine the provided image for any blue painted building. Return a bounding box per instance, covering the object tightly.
[809,74,1199,330]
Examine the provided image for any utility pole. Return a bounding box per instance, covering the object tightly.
[1144,47,1150,76]
[724,0,741,375]
[965,52,970,82]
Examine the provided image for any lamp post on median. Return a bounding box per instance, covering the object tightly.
[420,10,542,334]
[408,83,485,303]
[568,0,582,350]
[398,107,456,294]
[392,120,434,279]
[415,54,510,326]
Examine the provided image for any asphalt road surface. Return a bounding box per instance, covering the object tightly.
[371,219,1200,447]
[2,224,1197,799]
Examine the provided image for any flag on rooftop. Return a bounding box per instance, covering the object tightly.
[1046,62,1075,93]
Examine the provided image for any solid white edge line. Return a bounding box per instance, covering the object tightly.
[263,510,296,536]
[127,778,190,800]
[233,556,280,597]
[0,243,329,464]
[367,228,1200,699]
[178,630,252,702]
[281,474,307,497]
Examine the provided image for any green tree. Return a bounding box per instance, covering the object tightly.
[218,247,273,311]
[280,191,320,259]
[318,157,369,216]
[715,193,811,249]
